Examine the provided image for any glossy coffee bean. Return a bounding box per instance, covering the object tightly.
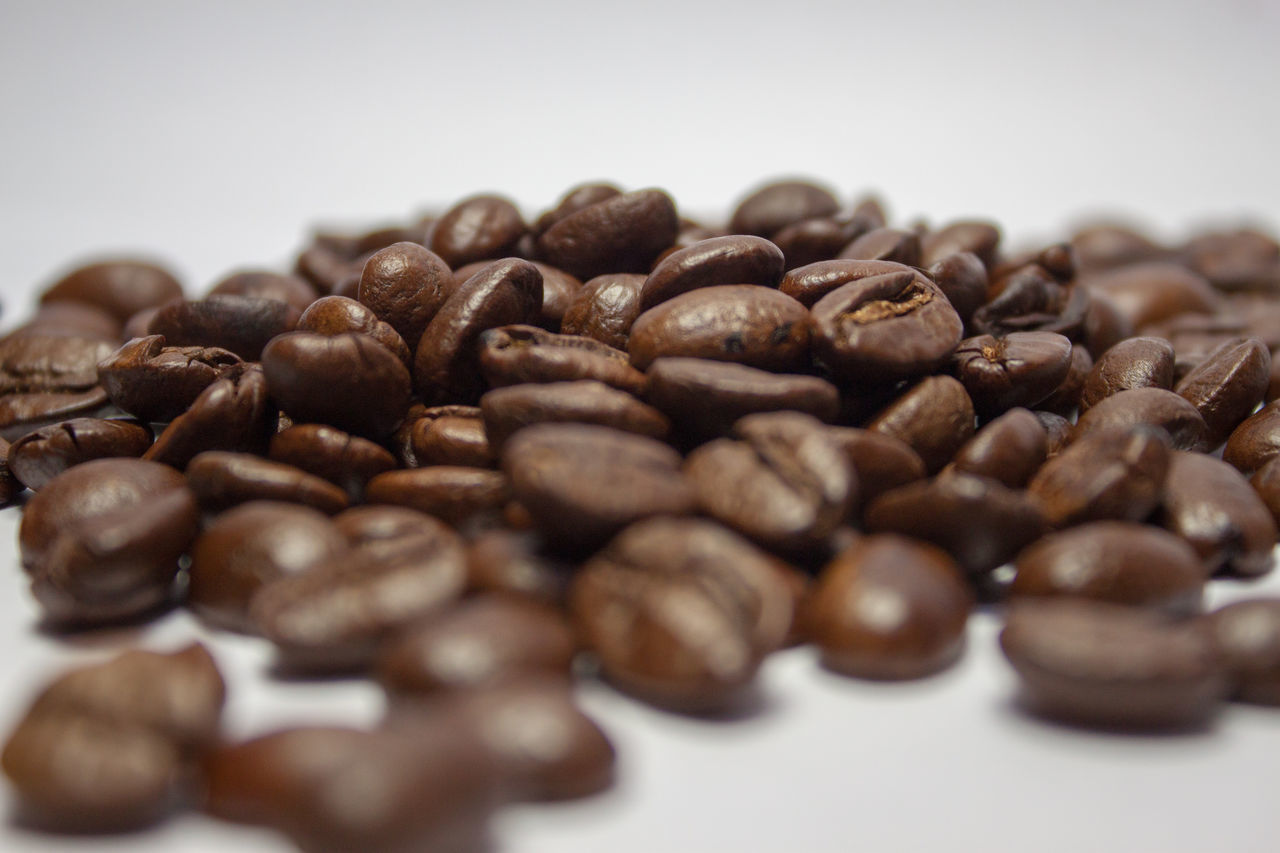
[467,529,572,605]
[1033,344,1093,417]
[1161,450,1277,578]
[97,335,243,422]
[0,331,116,394]
[803,534,972,679]
[1249,455,1280,528]
[366,467,510,527]
[534,182,622,234]
[926,251,988,325]
[920,221,1001,268]
[1071,223,1166,272]
[560,273,646,350]
[1011,522,1205,614]
[143,365,275,469]
[481,380,670,448]
[536,188,679,280]
[1226,396,1280,475]
[1072,387,1208,451]
[950,332,1074,418]
[826,427,926,512]
[357,242,454,348]
[332,504,454,550]
[40,259,184,322]
[1204,599,1280,705]
[7,417,152,491]
[208,270,317,313]
[1174,337,1270,448]
[188,501,349,632]
[948,408,1047,488]
[771,216,867,269]
[971,264,1088,340]
[1079,336,1176,412]
[186,451,350,514]
[409,410,495,468]
[1000,599,1226,728]
[1082,261,1219,329]
[628,285,811,373]
[477,324,646,394]
[867,376,975,474]
[778,258,917,307]
[838,227,921,266]
[268,423,397,498]
[295,295,411,366]
[1080,290,1135,358]
[0,437,18,505]
[148,295,301,361]
[0,387,114,443]
[639,235,785,310]
[429,194,526,268]
[1027,425,1170,527]
[1184,228,1280,291]
[729,180,839,238]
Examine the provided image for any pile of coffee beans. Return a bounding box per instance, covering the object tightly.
[3,179,1280,850]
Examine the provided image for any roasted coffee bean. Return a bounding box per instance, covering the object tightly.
[684,411,854,556]
[1161,450,1277,578]
[7,417,152,490]
[529,262,583,328]
[803,534,972,679]
[1028,425,1170,527]
[477,324,646,393]
[186,451,350,514]
[639,235,785,310]
[865,473,1049,577]
[0,436,18,504]
[429,194,527,268]
[503,424,695,551]
[409,410,495,468]
[571,517,794,711]
[1071,223,1167,272]
[536,188,679,280]
[1080,290,1135,358]
[1082,261,1219,329]
[826,427,926,512]
[628,284,811,373]
[203,725,496,853]
[1037,344,1093,416]
[779,258,917,307]
[1072,387,1208,451]
[1011,522,1205,614]
[144,364,274,469]
[148,295,301,361]
[390,403,479,468]
[949,332,1074,418]
[534,182,622,235]
[1035,410,1074,457]
[262,331,411,440]
[295,295,411,366]
[357,242,455,347]
[1000,599,1226,729]
[1250,455,1280,527]
[838,227,921,266]
[97,335,243,422]
[920,221,1001,268]
[481,380,668,449]
[1184,228,1280,291]
[1204,599,1280,705]
[25,301,123,340]
[378,597,576,694]
[0,387,114,442]
[645,357,839,443]
[19,458,199,625]
[251,521,467,671]
[333,504,454,550]
[268,423,397,498]
[467,529,573,605]
[123,306,160,340]
[729,179,840,238]
[294,238,364,295]
[40,259,183,322]
[188,501,349,631]
[948,408,1047,488]
[559,273,646,350]
[414,258,544,404]
[971,262,1089,339]
[1079,336,1176,411]
[867,376,975,474]
[366,467,510,527]
[810,270,962,383]
[208,270,317,313]
[771,216,867,269]
[1175,337,1271,448]
[0,331,116,394]
[927,251,988,325]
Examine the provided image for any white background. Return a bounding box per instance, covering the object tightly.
[2,1,1280,851]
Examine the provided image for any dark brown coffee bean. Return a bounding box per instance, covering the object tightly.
[477,324,646,394]
[865,473,1049,577]
[19,458,199,625]
[332,504,452,549]
[481,380,669,450]
[410,411,495,468]
[466,529,573,605]
[1036,344,1093,416]
[560,273,646,350]
[40,259,183,322]
[262,331,412,440]
[1028,425,1170,527]
[413,258,543,404]
[1035,410,1074,457]
[0,331,116,394]
[536,188,679,280]
[729,180,839,238]
[0,387,114,442]
[628,284,811,373]
[294,240,364,295]
[378,597,576,694]
[1227,399,1280,474]
[366,467,510,527]
[811,270,962,383]
[1161,450,1277,578]
[1082,261,1219,328]
[208,270,317,313]
[1079,336,1176,412]
[639,235,785,310]
[144,364,275,469]
[684,411,854,556]
[1073,387,1208,451]
[268,423,397,498]
[803,534,972,679]
[148,295,301,361]
[295,295,411,366]
[1080,289,1135,358]
[644,357,839,443]
[771,216,867,269]
[389,403,478,467]
[186,451,350,514]
[1250,455,1280,528]
[867,376,975,474]
[1071,223,1167,272]
[97,335,244,422]
[949,408,1047,488]
[1000,599,1226,728]
[429,195,526,268]
[949,332,1073,418]
[503,424,695,551]
[188,501,349,632]
[1175,337,1271,448]
[534,182,622,235]
[920,221,1001,268]
[0,436,18,504]
[1012,522,1205,614]
[927,252,988,325]
[972,262,1089,339]
[826,427,926,512]
[838,227,922,266]
[7,417,152,491]
[357,242,454,348]
[1184,228,1280,291]
[1204,599,1280,705]
[25,301,123,340]
[778,259,917,309]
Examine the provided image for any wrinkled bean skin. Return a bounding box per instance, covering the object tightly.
[295,295,411,366]
[477,325,646,394]
[536,189,679,280]
[950,332,1073,418]
[640,235,786,310]
[8,417,153,491]
[560,273,646,350]
[143,365,274,469]
[97,335,244,423]
[268,423,397,498]
[357,242,455,348]
[481,380,670,448]
[410,412,495,468]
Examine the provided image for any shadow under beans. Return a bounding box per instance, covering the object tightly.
[602,676,779,726]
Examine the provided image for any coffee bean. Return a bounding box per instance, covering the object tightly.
[186,450,350,514]
[1072,387,1208,451]
[389,403,477,467]
[1035,410,1074,457]
[803,534,972,679]
[143,364,275,469]
[772,216,867,269]
[452,261,581,330]
[1079,336,1176,411]
[477,324,646,394]
[971,262,1089,339]
[1027,425,1170,527]
[268,423,398,498]
[1184,228,1280,291]
[409,409,495,468]
[536,188,679,280]
[1174,337,1271,448]
[1082,261,1219,329]
[0,387,114,442]
[25,301,123,340]
[779,258,918,307]
[927,252,988,325]
[640,235,785,310]
[1161,450,1277,577]
[534,182,622,235]
[867,376,975,474]
[949,332,1074,418]
[1080,290,1135,358]
[1249,455,1280,527]
[559,273,646,350]
[0,437,18,504]
[825,427,927,512]
[148,295,301,361]
[357,242,454,347]
[466,529,573,605]
[295,295,412,366]
[1000,599,1226,728]
[40,259,184,322]
[1071,223,1167,272]
[729,180,839,238]
[482,380,670,448]
[332,504,456,552]
[97,335,243,422]
[0,331,116,394]
[1012,522,1205,614]
[920,221,1001,268]
[949,407,1047,488]
[7,417,152,491]
[1037,344,1093,416]
[1204,599,1280,705]
[366,466,510,527]
[208,270,317,313]
[838,227,922,266]
[628,284,811,373]
[429,195,527,268]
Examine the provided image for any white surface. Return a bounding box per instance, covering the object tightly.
[2,1,1280,851]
